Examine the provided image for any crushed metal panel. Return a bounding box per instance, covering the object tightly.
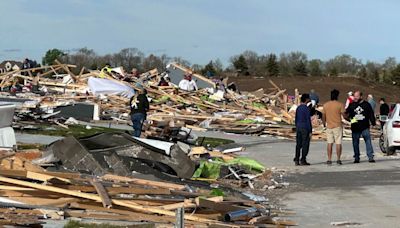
[54,102,98,121]
[79,133,196,179]
[47,136,106,176]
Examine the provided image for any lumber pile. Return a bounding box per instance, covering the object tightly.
[0,61,298,139]
[0,151,296,227]
[1,60,379,141]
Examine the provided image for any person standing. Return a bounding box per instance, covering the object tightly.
[367,94,376,114]
[346,91,376,163]
[322,89,346,165]
[309,89,319,107]
[379,98,390,130]
[178,72,198,91]
[158,76,169,86]
[345,91,354,109]
[130,83,149,137]
[294,94,312,166]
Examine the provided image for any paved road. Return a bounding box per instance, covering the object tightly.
[198,131,400,228]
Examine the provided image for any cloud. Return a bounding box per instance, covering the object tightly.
[3,49,21,53]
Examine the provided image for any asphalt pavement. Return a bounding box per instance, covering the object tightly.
[197,130,400,228]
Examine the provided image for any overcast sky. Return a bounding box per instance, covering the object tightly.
[1,0,400,66]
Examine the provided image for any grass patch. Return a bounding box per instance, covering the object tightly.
[196,137,234,148]
[17,143,46,150]
[17,124,126,138]
[64,220,155,228]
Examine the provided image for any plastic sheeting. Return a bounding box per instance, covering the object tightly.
[88,77,135,98]
[192,157,265,179]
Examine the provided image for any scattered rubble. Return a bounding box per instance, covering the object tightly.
[0,59,381,226]
[0,147,296,227]
[0,61,380,142]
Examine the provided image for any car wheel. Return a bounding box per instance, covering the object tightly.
[387,145,396,156]
[384,137,396,155]
[379,134,386,153]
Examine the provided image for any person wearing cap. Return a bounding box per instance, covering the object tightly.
[178,73,198,91]
[129,83,149,137]
[345,91,354,109]
[294,93,312,166]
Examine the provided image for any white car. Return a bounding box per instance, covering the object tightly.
[380,103,400,155]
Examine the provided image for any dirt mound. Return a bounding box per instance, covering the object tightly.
[232,76,400,104]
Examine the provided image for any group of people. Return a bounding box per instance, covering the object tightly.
[295,89,390,166]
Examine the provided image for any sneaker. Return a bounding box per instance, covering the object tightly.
[354,159,360,163]
[337,160,342,165]
[326,160,332,165]
[300,161,311,166]
[294,161,300,166]
[369,159,376,163]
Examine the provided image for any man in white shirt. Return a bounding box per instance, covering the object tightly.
[178,73,198,91]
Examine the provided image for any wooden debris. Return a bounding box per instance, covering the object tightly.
[0,151,296,227]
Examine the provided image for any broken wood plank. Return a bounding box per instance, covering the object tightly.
[101,174,185,190]
[69,202,176,224]
[0,176,215,223]
[90,179,112,208]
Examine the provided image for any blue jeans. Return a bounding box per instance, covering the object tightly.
[131,113,146,137]
[352,128,374,160]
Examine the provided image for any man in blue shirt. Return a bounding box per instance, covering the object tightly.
[294,94,312,166]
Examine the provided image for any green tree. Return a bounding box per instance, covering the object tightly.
[279,51,308,76]
[329,67,338,77]
[42,48,65,65]
[265,54,279,76]
[382,57,397,82]
[232,55,249,75]
[308,59,323,76]
[201,61,217,76]
[293,60,308,76]
[213,58,224,73]
[325,54,361,76]
[364,61,380,82]
[391,64,400,84]
[142,54,164,71]
[358,66,367,78]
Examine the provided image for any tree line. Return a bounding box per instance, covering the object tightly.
[42,47,191,75]
[41,48,400,85]
[229,50,400,84]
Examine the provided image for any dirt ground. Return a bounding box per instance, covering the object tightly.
[232,76,400,104]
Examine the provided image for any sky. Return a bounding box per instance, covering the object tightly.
[1,0,400,66]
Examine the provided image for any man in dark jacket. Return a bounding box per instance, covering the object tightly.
[346,91,376,163]
[130,83,149,137]
[379,98,390,130]
[294,94,312,166]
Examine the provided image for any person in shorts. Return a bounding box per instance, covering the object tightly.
[322,89,346,165]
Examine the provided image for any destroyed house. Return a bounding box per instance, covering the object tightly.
[0,60,22,73]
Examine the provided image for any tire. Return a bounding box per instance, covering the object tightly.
[379,133,386,153]
[387,145,396,156]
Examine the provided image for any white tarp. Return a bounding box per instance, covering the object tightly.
[88,77,135,98]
